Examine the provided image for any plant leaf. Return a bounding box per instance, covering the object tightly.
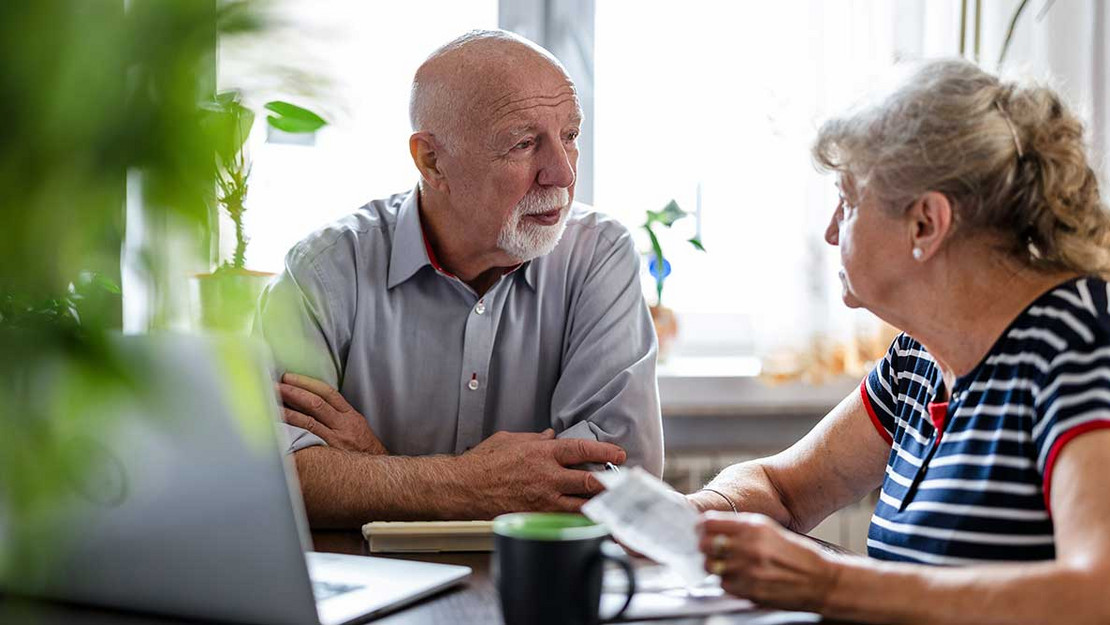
[203,91,254,164]
[233,105,255,152]
[644,224,666,303]
[214,90,239,108]
[655,199,686,227]
[81,272,122,295]
[218,0,265,34]
[687,236,705,252]
[264,101,327,134]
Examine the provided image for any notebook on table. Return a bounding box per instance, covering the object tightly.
[362,520,495,553]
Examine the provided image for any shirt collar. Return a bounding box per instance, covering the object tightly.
[386,186,433,289]
[520,258,537,291]
[386,185,539,292]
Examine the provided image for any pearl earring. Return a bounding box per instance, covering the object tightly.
[912,248,924,260]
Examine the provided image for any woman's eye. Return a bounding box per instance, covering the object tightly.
[836,194,857,218]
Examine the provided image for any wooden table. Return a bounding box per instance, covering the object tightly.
[312,531,847,625]
[0,532,850,624]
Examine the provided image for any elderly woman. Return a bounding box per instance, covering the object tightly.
[687,59,1110,624]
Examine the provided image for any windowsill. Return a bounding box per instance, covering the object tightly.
[658,355,859,418]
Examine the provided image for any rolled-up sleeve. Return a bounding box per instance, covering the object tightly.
[254,248,344,454]
[550,228,664,476]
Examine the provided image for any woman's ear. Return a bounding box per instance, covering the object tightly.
[907,191,953,261]
[409,132,449,193]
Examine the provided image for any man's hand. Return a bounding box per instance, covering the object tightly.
[278,373,389,455]
[454,429,627,518]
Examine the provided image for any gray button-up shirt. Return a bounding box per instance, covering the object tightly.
[256,187,663,475]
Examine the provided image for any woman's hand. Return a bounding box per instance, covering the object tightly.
[698,511,842,612]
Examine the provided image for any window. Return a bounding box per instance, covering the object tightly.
[592,0,920,363]
[218,0,498,274]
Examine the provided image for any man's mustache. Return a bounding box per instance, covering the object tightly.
[518,188,570,215]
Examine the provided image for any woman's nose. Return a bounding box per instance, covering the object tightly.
[825,207,841,246]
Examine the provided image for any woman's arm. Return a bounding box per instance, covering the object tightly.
[689,387,890,533]
[698,429,1110,625]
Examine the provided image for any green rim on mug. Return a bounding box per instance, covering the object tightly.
[493,513,610,541]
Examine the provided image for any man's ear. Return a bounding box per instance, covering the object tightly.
[409,132,449,193]
[908,191,953,261]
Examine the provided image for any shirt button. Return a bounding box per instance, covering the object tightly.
[468,378,479,391]
[475,301,486,315]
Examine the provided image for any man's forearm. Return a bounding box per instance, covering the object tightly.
[293,446,478,527]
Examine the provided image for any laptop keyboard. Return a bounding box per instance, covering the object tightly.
[312,579,365,602]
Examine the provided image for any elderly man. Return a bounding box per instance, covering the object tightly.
[256,30,662,527]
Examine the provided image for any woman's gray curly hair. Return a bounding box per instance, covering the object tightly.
[813,59,1110,278]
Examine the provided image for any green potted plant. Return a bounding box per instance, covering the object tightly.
[0,0,263,583]
[193,92,327,333]
[642,199,704,360]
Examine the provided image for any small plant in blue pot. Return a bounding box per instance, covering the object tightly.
[643,200,704,359]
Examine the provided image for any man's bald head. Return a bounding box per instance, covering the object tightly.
[409,30,576,151]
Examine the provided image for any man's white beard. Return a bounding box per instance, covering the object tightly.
[497,187,571,262]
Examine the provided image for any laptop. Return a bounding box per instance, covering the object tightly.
[0,334,470,625]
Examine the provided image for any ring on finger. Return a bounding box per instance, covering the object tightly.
[708,558,727,576]
[711,533,731,557]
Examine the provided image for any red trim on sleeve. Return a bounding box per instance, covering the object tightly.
[860,380,894,445]
[1042,420,1110,514]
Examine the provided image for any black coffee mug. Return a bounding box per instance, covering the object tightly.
[492,513,635,625]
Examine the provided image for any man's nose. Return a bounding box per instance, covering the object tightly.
[537,138,576,189]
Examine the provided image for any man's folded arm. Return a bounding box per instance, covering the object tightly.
[295,430,626,527]
[255,251,349,454]
[254,259,441,524]
[293,447,473,526]
[551,227,664,476]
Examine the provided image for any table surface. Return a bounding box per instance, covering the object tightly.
[0,531,853,625]
[312,531,847,625]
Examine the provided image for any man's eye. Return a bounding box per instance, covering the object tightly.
[513,139,535,151]
[565,130,579,142]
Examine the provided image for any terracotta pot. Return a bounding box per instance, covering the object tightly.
[649,304,678,362]
[192,269,275,334]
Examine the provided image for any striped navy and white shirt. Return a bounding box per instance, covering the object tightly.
[861,276,1110,565]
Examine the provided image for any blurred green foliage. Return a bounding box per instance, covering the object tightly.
[0,0,262,580]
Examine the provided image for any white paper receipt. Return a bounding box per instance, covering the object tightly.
[582,466,707,585]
